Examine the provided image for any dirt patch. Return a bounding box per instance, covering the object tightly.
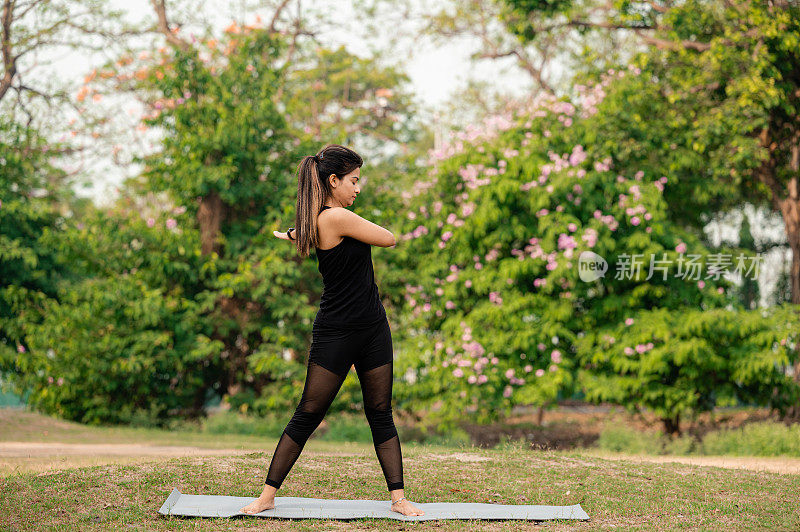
[0,442,252,457]
[426,452,490,462]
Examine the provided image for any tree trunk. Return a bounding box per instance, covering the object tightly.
[197,190,226,256]
[536,402,547,425]
[662,414,681,437]
[779,178,800,305]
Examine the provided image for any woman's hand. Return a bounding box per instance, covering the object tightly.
[273,230,293,241]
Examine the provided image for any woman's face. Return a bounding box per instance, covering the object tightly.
[329,167,361,207]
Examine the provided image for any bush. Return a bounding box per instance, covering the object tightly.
[595,420,800,457]
[700,421,800,457]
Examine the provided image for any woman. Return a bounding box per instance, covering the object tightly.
[240,144,424,517]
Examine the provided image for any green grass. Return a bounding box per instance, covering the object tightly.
[2,443,799,530]
[2,409,800,529]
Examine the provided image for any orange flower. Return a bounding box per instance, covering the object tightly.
[92,93,103,102]
[207,38,218,49]
[224,21,240,34]
[76,86,89,102]
[84,69,97,84]
[135,68,148,80]
[155,70,164,80]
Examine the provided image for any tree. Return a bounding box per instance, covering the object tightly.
[6,3,426,424]
[498,0,800,304]
[386,67,800,435]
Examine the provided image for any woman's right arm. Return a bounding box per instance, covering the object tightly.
[328,207,396,248]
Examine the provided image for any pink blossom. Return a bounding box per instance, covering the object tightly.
[478,375,488,384]
[452,368,464,378]
[698,280,705,289]
[442,230,453,241]
[505,368,515,378]
[550,350,562,363]
[675,242,687,253]
[146,217,156,227]
[535,368,545,377]
[166,218,177,229]
[625,318,634,326]
[558,234,577,250]
[17,345,26,353]
[503,386,512,398]
[631,216,640,226]
[491,357,499,364]
[445,300,455,309]
[624,347,634,355]
[467,375,477,383]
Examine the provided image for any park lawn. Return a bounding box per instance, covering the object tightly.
[2,440,798,531]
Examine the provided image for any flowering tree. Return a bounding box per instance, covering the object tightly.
[388,66,800,435]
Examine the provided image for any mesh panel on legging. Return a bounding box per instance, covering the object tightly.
[356,360,404,491]
[265,360,346,489]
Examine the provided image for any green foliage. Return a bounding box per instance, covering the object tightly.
[0,118,74,396]
[577,305,800,431]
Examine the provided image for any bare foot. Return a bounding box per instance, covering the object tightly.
[391,499,424,517]
[239,495,275,515]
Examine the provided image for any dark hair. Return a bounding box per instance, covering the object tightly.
[293,143,363,256]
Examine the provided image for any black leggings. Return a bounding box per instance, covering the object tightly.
[264,316,404,492]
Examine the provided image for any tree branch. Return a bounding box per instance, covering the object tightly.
[149,0,190,51]
[1,0,16,101]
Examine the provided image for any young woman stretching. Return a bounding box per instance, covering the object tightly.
[240,144,424,517]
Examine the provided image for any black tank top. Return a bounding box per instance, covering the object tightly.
[313,205,387,327]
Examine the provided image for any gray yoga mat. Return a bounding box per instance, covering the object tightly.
[158,488,590,521]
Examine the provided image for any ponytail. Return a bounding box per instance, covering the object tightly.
[293,143,363,257]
